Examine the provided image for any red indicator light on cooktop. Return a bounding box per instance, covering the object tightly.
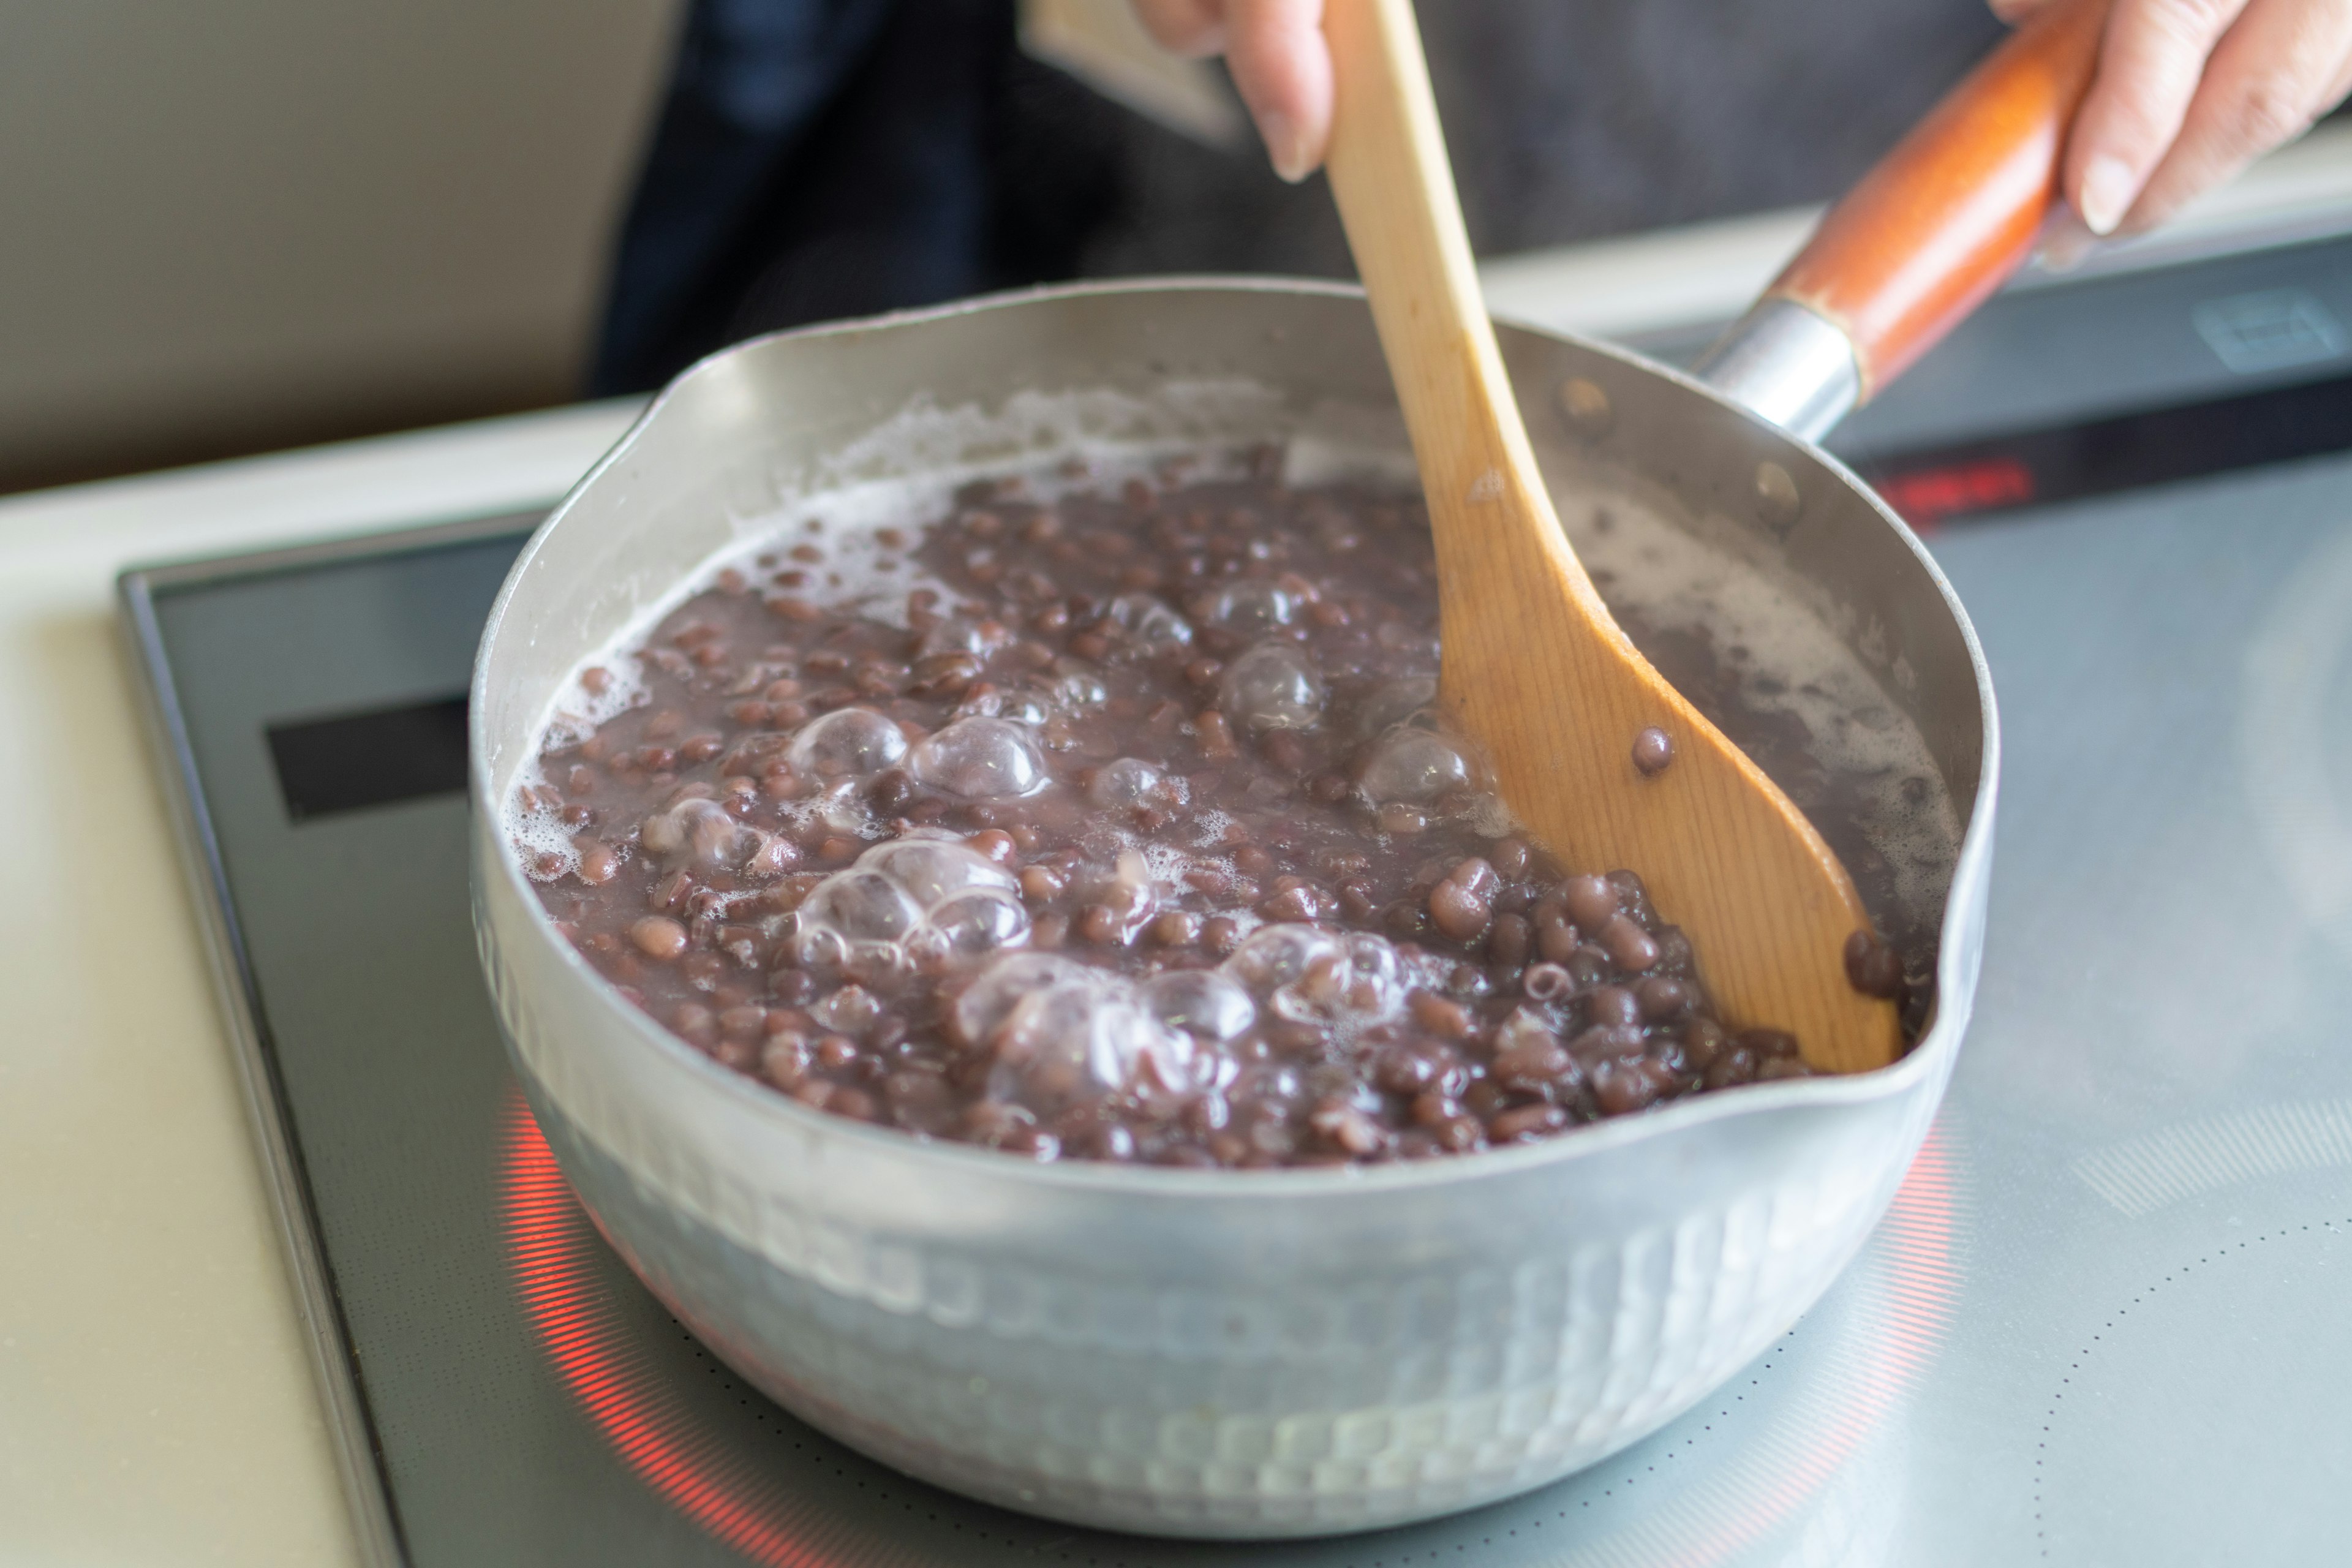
[1873,456,2036,527]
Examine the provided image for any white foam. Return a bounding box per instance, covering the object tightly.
[950,922,1446,1104]
[539,655,650,753]
[1189,808,1237,848]
[508,382,1280,846]
[518,658,654,879]
[508,797,583,880]
[693,380,1277,632]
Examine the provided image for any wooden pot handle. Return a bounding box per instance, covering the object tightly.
[1767,0,2109,398]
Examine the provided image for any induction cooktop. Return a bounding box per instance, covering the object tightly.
[122,230,2352,1565]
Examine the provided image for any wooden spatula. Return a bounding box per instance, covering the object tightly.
[1321,0,1901,1072]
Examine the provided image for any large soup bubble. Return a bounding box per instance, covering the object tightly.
[1088,756,1170,812]
[910,717,1048,799]
[1357,726,1474,804]
[788,707,908,780]
[918,617,1012,658]
[1144,969,1257,1044]
[1000,990,1181,1107]
[1224,924,1408,1035]
[1049,671,1109,711]
[793,832,1031,977]
[859,837,1016,905]
[791,870,924,971]
[1219,643,1325,731]
[951,954,1213,1107]
[1350,677,1438,739]
[1108,594,1194,652]
[1196,578,1299,633]
[925,889,1031,962]
[951,953,1093,1048]
[641,795,757,870]
[956,686,1054,726]
[1223,923,1338,996]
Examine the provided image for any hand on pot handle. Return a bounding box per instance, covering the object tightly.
[1752,0,2113,403]
[1131,0,2352,244]
[1997,0,2352,241]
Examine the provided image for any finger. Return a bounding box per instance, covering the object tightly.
[2328,33,2352,105]
[1131,0,1229,58]
[2067,0,2251,234]
[2120,0,2352,230]
[1988,0,2052,22]
[1224,0,1331,181]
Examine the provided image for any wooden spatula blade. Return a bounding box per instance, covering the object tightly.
[1324,0,1901,1072]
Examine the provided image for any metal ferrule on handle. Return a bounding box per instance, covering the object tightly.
[1695,0,2108,442]
[1691,298,1863,444]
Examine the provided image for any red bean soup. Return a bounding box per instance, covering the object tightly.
[511,447,1956,1167]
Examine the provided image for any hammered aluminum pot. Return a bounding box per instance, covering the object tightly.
[467,277,1992,1539]
[462,2,2119,1534]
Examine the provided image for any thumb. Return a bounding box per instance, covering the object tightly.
[1225,0,1332,182]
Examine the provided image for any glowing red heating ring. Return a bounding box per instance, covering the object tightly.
[497,1091,1959,1565]
[1671,1126,1964,1566]
[498,1094,826,1567]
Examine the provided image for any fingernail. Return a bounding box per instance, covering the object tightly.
[2079,155,2136,237]
[1259,109,1311,184]
[2032,203,2099,273]
[2037,224,2095,274]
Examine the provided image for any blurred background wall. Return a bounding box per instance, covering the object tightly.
[0,1,683,495]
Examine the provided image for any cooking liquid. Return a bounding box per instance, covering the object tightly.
[508,440,1959,1165]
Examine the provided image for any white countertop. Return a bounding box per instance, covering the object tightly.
[0,402,637,1564]
[7,124,2351,1561]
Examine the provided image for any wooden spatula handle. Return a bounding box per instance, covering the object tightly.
[1768,0,2109,397]
[1323,0,1566,575]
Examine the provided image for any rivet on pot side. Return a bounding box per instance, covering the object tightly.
[1754,460,1802,533]
[1557,377,1613,439]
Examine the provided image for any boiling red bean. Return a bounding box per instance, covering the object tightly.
[1562,874,1619,932]
[1598,914,1662,973]
[630,916,688,961]
[1843,929,1904,998]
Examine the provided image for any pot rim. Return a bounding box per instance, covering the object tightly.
[470,274,2001,1203]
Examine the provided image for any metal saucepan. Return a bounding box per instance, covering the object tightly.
[470,4,2099,1538]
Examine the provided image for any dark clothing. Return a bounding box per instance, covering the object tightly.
[591,0,1123,393]
[592,0,2008,394]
